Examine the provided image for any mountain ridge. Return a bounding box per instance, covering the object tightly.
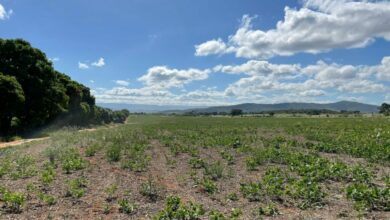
[161,101,379,114]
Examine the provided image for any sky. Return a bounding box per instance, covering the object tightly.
[1,0,390,106]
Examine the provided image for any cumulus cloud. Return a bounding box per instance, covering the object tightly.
[91,57,105,67]
[78,62,89,69]
[377,57,390,81]
[0,4,12,20]
[220,58,389,98]
[114,80,130,87]
[138,66,211,89]
[195,0,390,59]
[94,57,389,106]
[195,38,233,56]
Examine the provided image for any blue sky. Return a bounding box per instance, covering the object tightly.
[1,0,390,106]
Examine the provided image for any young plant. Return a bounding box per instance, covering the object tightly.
[2,191,26,213]
[204,161,224,181]
[104,184,118,202]
[139,178,160,202]
[118,198,136,215]
[65,177,88,198]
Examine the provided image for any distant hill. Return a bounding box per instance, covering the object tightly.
[98,103,206,113]
[162,101,379,114]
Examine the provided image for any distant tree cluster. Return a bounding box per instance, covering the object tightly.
[0,39,129,135]
[379,103,390,116]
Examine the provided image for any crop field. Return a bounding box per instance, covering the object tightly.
[0,116,389,219]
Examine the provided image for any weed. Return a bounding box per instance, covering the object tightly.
[65,177,88,198]
[84,144,99,157]
[38,192,56,205]
[201,178,218,194]
[209,210,226,220]
[118,199,136,215]
[106,144,121,162]
[258,204,279,216]
[154,196,205,220]
[204,161,224,181]
[104,184,118,202]
[226,192,239,202]
[240,182,262,202]
[140,178,160,202]
[61,148,86,174]
[2,190,26,213]
[189,157,205,169]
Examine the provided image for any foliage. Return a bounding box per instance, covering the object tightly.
[118,199,136,215]
[1,190,26,213]
[65,177,88,198]
[140,178,160,202]
[0,39,129,135]
[154,196,205,220]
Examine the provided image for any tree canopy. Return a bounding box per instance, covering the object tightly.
[0,39,129,135]
[379,103,390,116]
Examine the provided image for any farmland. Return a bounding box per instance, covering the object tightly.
[0,116,389,219]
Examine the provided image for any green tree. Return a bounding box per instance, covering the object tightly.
[230,109,243,116]
[0,73,25,133]
[379,103,390,116]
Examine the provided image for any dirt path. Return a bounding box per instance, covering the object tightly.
[0,125,120,149]
[0,137,50,149]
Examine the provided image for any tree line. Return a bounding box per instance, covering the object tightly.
[0,39,129,135]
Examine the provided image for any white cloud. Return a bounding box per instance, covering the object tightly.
[49,57,60,62]
[114,80,130,87]
[93,57,389,106]
[0,4,12,20]
[377,57,390,81]
[195,38,234,56]
[78,62,89,69]
[215,60,300,79]
[91,57,105,67]
[196,1,390,59]
[138,66,211,89]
